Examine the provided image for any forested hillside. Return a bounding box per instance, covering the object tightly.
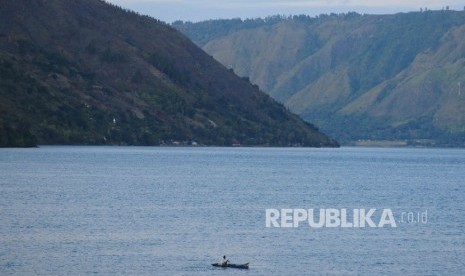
[0,0,338,147]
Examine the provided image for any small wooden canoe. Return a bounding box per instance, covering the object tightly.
[212,262,249,269]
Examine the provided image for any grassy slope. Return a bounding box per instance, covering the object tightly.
[175,11,465,146]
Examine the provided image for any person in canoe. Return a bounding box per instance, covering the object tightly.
[220,255,229,267]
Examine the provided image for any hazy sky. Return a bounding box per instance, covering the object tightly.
[106,0,465,23]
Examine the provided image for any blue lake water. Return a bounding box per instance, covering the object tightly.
[1,146,465,275]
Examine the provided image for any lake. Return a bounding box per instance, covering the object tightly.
[1,146,464,275]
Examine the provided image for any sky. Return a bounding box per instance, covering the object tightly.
[106,0,465,23]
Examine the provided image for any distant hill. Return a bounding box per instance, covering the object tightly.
[174,11,465,146]
[0,0,338,147]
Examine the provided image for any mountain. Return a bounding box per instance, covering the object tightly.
[174,11,465,146]
[0,0,338,147]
